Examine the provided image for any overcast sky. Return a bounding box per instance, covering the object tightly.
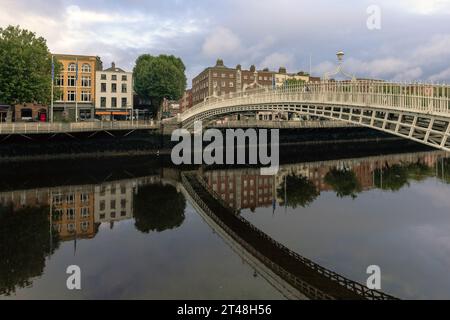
[2,0,450,85]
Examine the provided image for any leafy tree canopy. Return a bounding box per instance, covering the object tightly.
[277,173,319,208]
[0,25,59,105]
[325,168,362,199]
[133,183,186,233]
[0,205,60,296]
[133,54,187,117]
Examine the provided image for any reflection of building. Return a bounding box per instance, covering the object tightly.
[50,186,96,240]
[53,54,103,121]
[95,62,133,120]
[204,170,275,211]
[94,180,135,224]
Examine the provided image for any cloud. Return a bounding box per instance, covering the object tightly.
[202,27,242,58]
[260,52,295,71]
[429,67,450,82]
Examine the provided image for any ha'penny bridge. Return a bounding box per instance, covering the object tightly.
[180,171,398,300]
[171,80,450,153]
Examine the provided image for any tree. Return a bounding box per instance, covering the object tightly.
[0,205,60,296]
[0,25,59,105]
[277,173,319,208]
[133,183,186,233]
[283,78,306,87]
[133,54,187,119]
[324,168,362,199]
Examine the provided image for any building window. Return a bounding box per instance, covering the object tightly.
[111,97,117,108]
[53,194,63,205]
[101,97,106,108]
[101,83,106,93]
[81,64,91,73]
[229,82,234,88]
[68,63,76,72]
[111,83,117,93]
[111,200,116,210]
[81,207,89,218]
[122,75,127,81]
[111,75,117,81]
[221,73,226,78]
[67,208,75,221]
[101,74,107,80]
[121,83,127,93]
[81,91,91,102]
[81,221,89,231]
[121,98,127,108]
[68,75,76,87]
[121,199,126,209]
[81,193,89,203]
[100,200,105,211]
[55,75,64,86]
[67,91,76,101]
[221,81,226,87]
[67,223,75,232]
[213,73,218,77]
[81,76,91,87]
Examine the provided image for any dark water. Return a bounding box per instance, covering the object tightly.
[1,144,450,299]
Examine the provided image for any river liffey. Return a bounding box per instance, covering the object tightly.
[1,143,450,299]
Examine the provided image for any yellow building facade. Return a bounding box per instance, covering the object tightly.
[53,54,103,121]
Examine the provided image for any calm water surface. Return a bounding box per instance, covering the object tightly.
[1,145,450,299]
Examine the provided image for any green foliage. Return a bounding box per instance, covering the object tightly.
[374,161,434,191]
[0,25,59,105]
[133,183,186,233]
[283,78,306,87]
[325,168,362,199]
[133,54,187,116]
[277,173,320,208]
[0,205,60,296]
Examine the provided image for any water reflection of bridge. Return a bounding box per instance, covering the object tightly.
[181,172,397,300]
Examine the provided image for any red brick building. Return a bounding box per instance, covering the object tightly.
[192,59,276,106]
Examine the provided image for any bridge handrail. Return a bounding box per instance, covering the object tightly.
[181,172,397,300]
[181,80,450,123]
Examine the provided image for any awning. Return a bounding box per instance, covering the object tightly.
[112,112,129,115]
[95,111,112,115]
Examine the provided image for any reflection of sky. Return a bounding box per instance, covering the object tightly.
[243,177,450,299]
[1,204,284,300]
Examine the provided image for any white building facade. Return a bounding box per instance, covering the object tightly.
[95,62,133,120]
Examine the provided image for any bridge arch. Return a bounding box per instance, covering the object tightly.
[176,82,450,152]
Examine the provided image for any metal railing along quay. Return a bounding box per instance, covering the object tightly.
[0,121,159,135]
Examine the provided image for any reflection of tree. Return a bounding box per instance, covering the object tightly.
[133,183,186,233]
[324,168,362,199]
[0,205,60,296]
[374,162,433,191]
[437,158,450,185]
[277,173,319,208]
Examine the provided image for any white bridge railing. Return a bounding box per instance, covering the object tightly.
[0,120,158,135]
[180,81,450,122]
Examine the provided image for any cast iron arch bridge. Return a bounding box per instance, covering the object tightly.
[174,81,450,152]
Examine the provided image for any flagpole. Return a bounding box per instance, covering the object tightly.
[51,55,54,123]
[75,57,78,122]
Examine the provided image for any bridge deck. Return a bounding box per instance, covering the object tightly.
[182,172,397,300]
